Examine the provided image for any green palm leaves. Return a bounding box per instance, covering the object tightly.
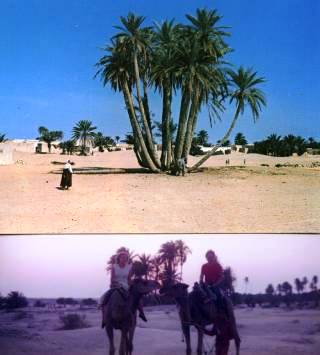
[72,120,97,155]
[228,66,266,122]
[96,8,267,173]
[38,126,63,153]
[191,67,266,170]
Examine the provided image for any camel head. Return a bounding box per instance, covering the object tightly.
[159,283,189,299]
[131,279,160,296]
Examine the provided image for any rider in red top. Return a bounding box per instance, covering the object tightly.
[200,250,224,285]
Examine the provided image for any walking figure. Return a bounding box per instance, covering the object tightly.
[60,160,73,190]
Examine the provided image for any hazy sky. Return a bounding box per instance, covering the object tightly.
[0,235,319,298]
[1,0,319,142]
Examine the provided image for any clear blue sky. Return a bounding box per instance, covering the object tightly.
[1,0,319,143]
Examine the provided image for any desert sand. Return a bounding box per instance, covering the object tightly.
[0,150,319,233]
[0,305,319,355]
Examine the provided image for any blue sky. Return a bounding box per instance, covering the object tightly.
[1,0,319,143]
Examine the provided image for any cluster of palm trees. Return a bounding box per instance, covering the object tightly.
[37,120,119,155]
[95,8,266,173]
[234,275,319,308]
[252,134,319,156]
[107,240,191,286]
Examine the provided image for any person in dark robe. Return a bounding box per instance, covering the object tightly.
[60,160,73,189]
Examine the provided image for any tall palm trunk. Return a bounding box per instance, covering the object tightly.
[190,105,241,171]
[174,86,192,161]
[142,75,152,130]
[182,85,200,159]
[161,82,173,170]
[122,79,160,172]
[133,51,161,168]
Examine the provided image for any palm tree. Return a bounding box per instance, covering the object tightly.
[59,140,76,155]
[152,20,180,169]
[294,278,303,294]
[180,8,231,160]
[234,132,247,145]
[151,255,162,282]
[244,276,249,293]
[95,38,160,172]
[94,132,107,152]
[196,129,209,146]
[158,241,179,284]
[266,133,282,156]
[175,240,191,279]
[190,66,266,170]
[123,133,135,145]
[72,120,97,155]
[38,126,63,153]
[138,253,154,279]
[113,13,160,168]
[311,275,318,290]
[0,133,8,142]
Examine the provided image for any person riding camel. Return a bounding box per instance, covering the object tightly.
[100,250,147,323]
[200,249,224,306]
[200,250,240,342]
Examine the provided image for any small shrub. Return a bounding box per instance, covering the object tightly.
[260,164,269,167]
[190,145,205,156]
[34,300,46,308]
[5,292,28,310]
[13,311,33,320]
[225,149,231,155]
[59,313,89,330]
[81,298,98,307]
[212,150,224,156]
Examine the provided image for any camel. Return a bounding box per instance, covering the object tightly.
[160,282,240,355]
[102,279,158,355]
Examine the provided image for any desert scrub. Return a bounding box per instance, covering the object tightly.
[59,313,90,330]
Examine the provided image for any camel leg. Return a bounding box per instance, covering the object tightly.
[106,325,115,355]
[196,328,204,355]
[119,329,128,355]
[225,298,241,345]
[182,324,192,355]
[215,335,230,355]
[128,325,135,355]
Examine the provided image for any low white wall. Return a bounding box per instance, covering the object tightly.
[0,143,14,165]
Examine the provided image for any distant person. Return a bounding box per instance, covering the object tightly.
[100,250,147,323]
[177,157,187,176]
[60,160,73,190]
[244,158,246,165]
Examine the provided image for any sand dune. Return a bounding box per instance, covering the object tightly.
[0,150,319,233]
[0,306,319,354]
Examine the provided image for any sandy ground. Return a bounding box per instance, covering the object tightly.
[0,150,320,233]
[0,305,319,355]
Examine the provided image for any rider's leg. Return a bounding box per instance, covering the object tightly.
[138,300,147,322]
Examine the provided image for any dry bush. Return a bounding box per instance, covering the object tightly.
[59,313,90,330]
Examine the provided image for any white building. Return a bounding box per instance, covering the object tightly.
[0,143,14,165]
